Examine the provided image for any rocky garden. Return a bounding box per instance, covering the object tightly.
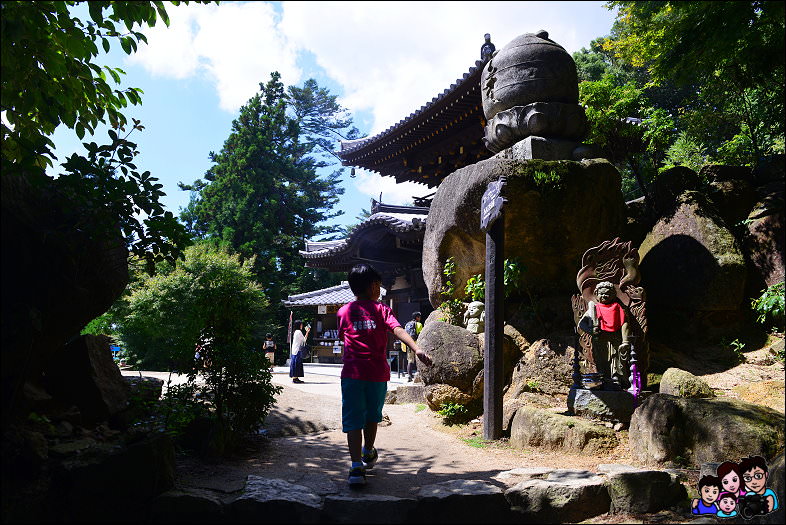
[2,1,785,523]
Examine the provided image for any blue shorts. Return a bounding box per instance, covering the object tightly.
[341,378,387,432]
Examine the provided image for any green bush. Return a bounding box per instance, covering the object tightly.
[439,257,465,324]
[119,242,281,455]
[437,402,469,425]
[752,282,785,332]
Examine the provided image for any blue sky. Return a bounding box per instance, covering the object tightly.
[46,1,618,236]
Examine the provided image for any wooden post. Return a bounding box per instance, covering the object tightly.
[483,211,504,439]
[480,177,506,440]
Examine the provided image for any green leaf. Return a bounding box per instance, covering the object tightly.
[120,37,132,54]
[102,38,110,53]
[89,2,104,25]
[154,1,170,27]
[76,122,85,140]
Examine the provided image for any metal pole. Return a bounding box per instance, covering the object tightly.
[483,211,504,440]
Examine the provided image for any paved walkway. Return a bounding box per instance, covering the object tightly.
[155,365,627,503]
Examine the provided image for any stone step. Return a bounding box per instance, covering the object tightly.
[149,468,690,523]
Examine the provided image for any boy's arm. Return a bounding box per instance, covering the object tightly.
[393,326,432,365]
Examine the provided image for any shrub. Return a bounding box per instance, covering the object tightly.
[119,242,281,455]
[439,257,465,324]
[752,282,785,332]
[437,402,469,425]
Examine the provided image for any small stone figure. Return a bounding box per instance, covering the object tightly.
[463,301,485,334]
[480,33,496,61]
[578,281,631,389]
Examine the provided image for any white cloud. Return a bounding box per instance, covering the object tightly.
[127,2,302,112]
[354,170,431,205]
[279,1,613,134]
[124,1,615,209]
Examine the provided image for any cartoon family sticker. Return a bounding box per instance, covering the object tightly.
[692,455,780,519]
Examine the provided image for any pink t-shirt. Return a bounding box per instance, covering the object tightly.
[337,300,401,382]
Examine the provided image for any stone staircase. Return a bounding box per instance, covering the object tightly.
[147,465,694,523]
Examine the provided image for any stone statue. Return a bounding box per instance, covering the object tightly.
[479,30,589,159]
[571,238,649,394]
[463,301,485,334]
[480,33,496,62]
[578,281,630,388]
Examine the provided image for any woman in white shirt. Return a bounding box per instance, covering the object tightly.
[289,320,310,383]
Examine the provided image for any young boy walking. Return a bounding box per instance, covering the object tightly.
[337,263,432,486]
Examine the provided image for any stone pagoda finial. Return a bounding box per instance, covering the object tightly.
[480,31,590,160]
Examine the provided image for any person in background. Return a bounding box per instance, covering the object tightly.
[402,311,423,382]
[262,333,276,365]
[337,263,432,486]
[290,320,310,384]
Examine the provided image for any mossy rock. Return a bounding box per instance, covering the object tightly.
[509,406,619,454]
[630,394,785,466]
[659,368,715,398]
[423,157,625,306]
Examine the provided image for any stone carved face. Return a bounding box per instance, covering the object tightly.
[594,282,616,305]
[466,301,484,319]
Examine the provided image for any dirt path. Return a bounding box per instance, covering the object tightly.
[174,374,634,501]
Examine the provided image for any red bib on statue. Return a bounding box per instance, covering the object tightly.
[595,302,625,332]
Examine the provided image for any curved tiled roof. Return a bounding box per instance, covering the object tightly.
[301,210,426,259]
[337,58,490,186]
[339,60,486,156]
[283,281,386,307]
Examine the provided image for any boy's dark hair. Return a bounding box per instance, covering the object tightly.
[348,263,382,296]
[699,475,722,490]
[412,311,422,319]
[266,333,272,338]
[740,455,768,474]
[293,320,303,330]
[717,461,742,480]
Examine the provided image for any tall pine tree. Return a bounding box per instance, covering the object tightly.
[180,72,355,336]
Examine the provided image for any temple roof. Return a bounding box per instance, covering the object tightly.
[283,281,386,307]
[337,60,492,188]
[301,202,428,273]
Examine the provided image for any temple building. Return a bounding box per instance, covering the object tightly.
[286,200,431,345]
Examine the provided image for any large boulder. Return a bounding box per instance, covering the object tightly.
[150,487,226,524]
[603,468,688,514]
[659,368,715,398]
[417,320,483,393]
[629,394,785,466]
[744,184,785,288]
[623,196,657,249]
[649,166,702,215]
[54,432,175,522]
[42,335,129,425]
[424,384,475,411]
[700,164,757,227]
[1,173,128,427]
[505,337,574,398]
[760,453,785,525]
[509,406,619,454]
[504,470,611,523]
[423,157,625,306]
[638,190,748,338]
